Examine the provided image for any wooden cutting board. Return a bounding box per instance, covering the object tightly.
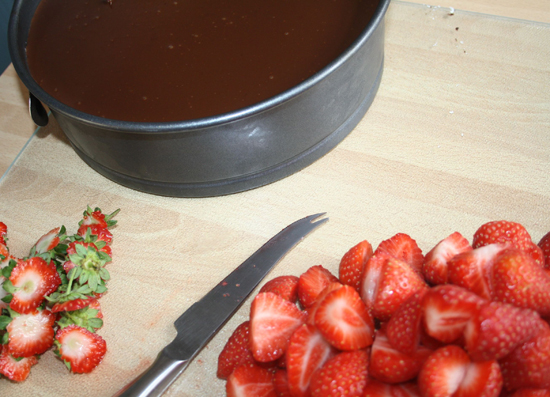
[0,2,549,396]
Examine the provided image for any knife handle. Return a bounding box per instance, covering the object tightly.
[113,348,190,397]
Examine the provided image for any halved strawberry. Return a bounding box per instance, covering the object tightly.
[218,321,257,380]
[259,276,300,303]
[371,255,428,321]
[422,232,472,285]
[499,321,550,391]
[9,257,61,314]
[305,282,343,326]
[473,220,534,251]
[447,243,507,300]
[286,324,335,397]
[370,330,433,384]
[375,233,424,276]
[359,253,387,312]
[0,344,38,382]
[464,301,542,361]
[314,285,374,350]
[386,288,428,355]
[491,249,550,316]
[363,379,421,396]
[7,309,56,358]
[454,360,503,397]
[309,349,370,397]
[249,292,306,362]
[539,232,550,269]
[32,227,61,254]
[226,363,276,397]
[272,369,291,397]
[417,345,470,397]
[297,266,339,308]
[54,324,107,373]
[422,284,486,344]
[338,240,373,292]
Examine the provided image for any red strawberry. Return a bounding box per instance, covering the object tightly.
[54,324,107,373]
[9,257,62,314]
[422,284,486,344]
[359,253,387,312]
[259,276,300,303]
[491,249,550,316]
[512,389,550,397]
[499,321,550,391]
[0,221,7,244]
[386,288,428,355]
[77,224,114,244]
[422,232,472,285]
[539,232,550,269]
[473,220,533,251]
[370,330,432,384]
[272,369,292,397]
[417,345,470,397]
[447,244,507,300]
[314,285,374,350]
[297,266,339,308]
[371,254,428,321]
[249,292,306,362]
[226,363,277,397]
[375,233,424,276]
[309,349,370,397]
[338,240,373,292]
[286,324,335,397]
[453,360,503,397]
[32,227,61,254]
[464,301,542,361]
[218,321,257,380]
[305,282,343,326]
[363,379,421,396]
[51,297,96,313]
[7,309,56,357]
[0,344,38,382]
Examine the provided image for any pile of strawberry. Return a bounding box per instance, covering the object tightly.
[0,206,119,382]
[217,220,550,397]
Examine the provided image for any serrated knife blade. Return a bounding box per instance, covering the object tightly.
[114,213,328,397]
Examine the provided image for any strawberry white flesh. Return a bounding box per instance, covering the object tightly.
[7,309,55,358]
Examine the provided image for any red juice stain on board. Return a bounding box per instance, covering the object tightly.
[26,0,379,122]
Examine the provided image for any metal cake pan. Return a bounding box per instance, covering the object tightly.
[9,0,389,197]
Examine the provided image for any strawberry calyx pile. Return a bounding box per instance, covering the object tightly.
[217,220,550,397]
[0,206,119,382]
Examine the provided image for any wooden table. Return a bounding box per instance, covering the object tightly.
[0,1,549,396]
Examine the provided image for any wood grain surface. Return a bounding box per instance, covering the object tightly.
[0,2,549,396]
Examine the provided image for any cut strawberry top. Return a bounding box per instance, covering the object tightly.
[9,257,61,314]
[0,344,38,382]
[55,324,107,374]
[32,227,61,254]
[7,309,56,358]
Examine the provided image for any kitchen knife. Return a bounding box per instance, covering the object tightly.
[114,213,328,397]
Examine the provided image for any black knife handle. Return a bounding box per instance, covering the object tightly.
[113,348,190,397]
